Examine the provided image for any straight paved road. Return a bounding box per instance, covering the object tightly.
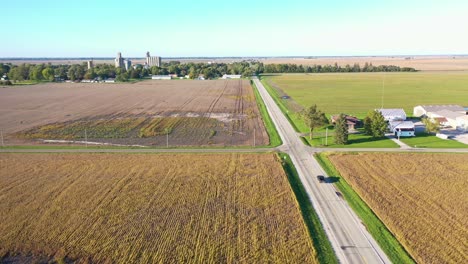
[253,77,391,264]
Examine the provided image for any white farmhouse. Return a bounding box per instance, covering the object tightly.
[388,121,415,137]
[377,109,406,121]
[222,74,242,79]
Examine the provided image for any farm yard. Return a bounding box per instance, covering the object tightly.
[0,153,317,263]
[264,72,468,118]
[0,79,268,147]
[328,153,468,264]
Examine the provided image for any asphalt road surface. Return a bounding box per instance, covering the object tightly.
[252,77,391,264]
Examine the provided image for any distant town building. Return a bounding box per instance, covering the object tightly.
[151,75,171,80]
[146,51,161,67]
[222,74,242,79]
[1,74,8,81]
[124,59,132,71]
[115,52,124,68]
[87,60,94,70]
[105,78,115,83]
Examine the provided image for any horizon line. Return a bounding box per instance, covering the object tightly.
[1,54,468,60]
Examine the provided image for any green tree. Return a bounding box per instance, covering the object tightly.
[188,67,197,79]
[422,117,440,134]
[334,114,348,144]
[364,110,387,138]
[54,66,68,80]
[7,67,23,82]
[203,67,215,79]
[116,72,129,82]
[83,68,97,80]
[0,63,10,76]
[363,116,372,135]
[68,65,85,81]
[301,104,328,140]
[241,68,252,78]
[42,67,55,81]
[29,65,44,81]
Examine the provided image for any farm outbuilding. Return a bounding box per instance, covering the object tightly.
[414,105,466,117]
[428,110,465,129]
[389,121,415,137]
[331,115,362,131]
[456,116,468,132]
[378,109,406,121]
[433,117,450,127]
[152,75,172,80]
[222,74,242,79]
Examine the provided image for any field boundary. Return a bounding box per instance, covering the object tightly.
[315,152,415,264]
[251,80,282,147]
[278,152,338,264]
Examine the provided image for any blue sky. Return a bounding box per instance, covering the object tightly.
[2,0,468,57]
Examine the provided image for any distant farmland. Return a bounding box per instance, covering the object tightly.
[329,153,468,264]
[0,79,268,146]
[0,153,317,263]
[265,72,468,118]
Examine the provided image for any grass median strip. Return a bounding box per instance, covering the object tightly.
[278,152,338,264]
[251,80,282,147]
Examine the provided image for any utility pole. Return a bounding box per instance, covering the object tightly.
[325,127,328,146]
[1,129,4,147]
[381,73,385,109]
[166,128,169,148]
[253,127,256,147]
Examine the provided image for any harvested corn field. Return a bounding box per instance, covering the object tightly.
[329,153,468,264]
[0,79,268,146]
[0,153,317,263]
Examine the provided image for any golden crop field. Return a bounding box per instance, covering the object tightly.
[329,153,468,264]
[0,153,317,263]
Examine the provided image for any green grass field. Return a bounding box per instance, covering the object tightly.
[399,133,468,148]
[308,129,399,148]
[260,76,398,147]
[265,72,468,118]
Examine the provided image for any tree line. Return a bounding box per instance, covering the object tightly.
[1,61,416,84]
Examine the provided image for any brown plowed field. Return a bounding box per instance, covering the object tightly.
[329,153,468,264]
[0,153,317,263]
[0,79,268,146]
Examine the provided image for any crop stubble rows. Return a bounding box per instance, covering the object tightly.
[0,79,268,146]
[329,153,468,264]
[0,153,316,263]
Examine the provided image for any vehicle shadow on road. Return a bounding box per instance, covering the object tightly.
[325,176,340,183]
